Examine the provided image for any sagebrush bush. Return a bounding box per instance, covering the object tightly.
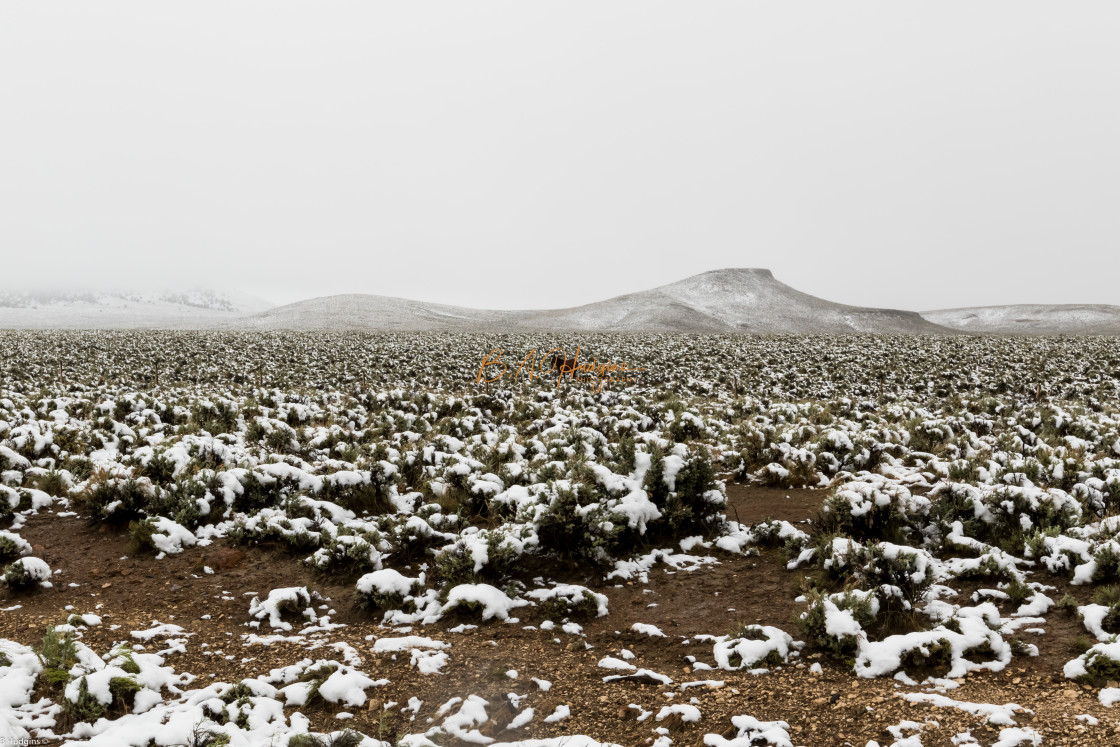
[2,558,47,590]
[79,475,155,523]
[796,588,873,662]
[897,637,954,675]
[820,481,926,544]
[532,485,622,567]
[38,626,78,684]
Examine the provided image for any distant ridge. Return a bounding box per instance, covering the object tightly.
[238,269,953,334]
[0,289,273,330]
[922,304,1120,336]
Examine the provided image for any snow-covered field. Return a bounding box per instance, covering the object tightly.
[2,331,1120,746]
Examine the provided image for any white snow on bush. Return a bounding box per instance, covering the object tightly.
[524,584,609,618]
[442,583,529,621]
[4,556,51,585]
[855,605,1010,679]
[1064,640,1120,680]
[357,568,421,598]
[713,625,796,671]
[0,530,32,557]
[146,516,198,555]
[248,587,316,632]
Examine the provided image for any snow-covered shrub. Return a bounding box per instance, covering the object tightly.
[713,624,796,670]
[895,636,955,676]
[1078,587,1120,640]
[748,519,797,549]
[929,482,988,542]
[1,556,51,590]
[0,486,16,522]
[31,633,151,725]
[854,604,1011,679]
[249,587,317,632]
[908,419,954,454]
[441,583,530,621]
[704,714,798,747]
[127,516,197,555]
[821,540,934,613]
[951,553,1021,583]
[278,662,340,708]
[37,626,79,690]
[933,483,1082,553]
[308,526,387,576]
[382,514,449,563]
[64,671,143,724]
[355,569,422,613]
[718,519,809,559]
[0,529,32,561]
[1064,641,1120,683]
[431,532,521,586]
[820,479,929,543]
[758,443,818,488]
[1088,542,1120,583]
[319,466,396,515]
[661,449,726,536]
[641,447,725,540]
[796,588,874,662]
[529,482,626,567]
[144,474,219,528]
[524,584,609,620]
[78,475,157,523]
[287,731,365,747]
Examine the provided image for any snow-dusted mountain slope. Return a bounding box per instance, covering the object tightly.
[922,305,1120,335]
[241,269,951,334]
[0,290,273,329]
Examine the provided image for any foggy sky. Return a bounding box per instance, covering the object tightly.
[1,2,1117,312]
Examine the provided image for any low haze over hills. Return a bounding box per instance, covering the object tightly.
[921,305,1120,336]
[0,290,272,330]
[3,271,1117,335]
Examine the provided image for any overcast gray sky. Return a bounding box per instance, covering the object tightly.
[2,2,1117,311]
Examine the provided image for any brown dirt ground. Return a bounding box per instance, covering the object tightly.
[1,484,1119,746]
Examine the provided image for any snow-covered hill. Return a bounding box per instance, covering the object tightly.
[922,305,1120,336]
[242,269,951,334]
[0,290,273,329]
